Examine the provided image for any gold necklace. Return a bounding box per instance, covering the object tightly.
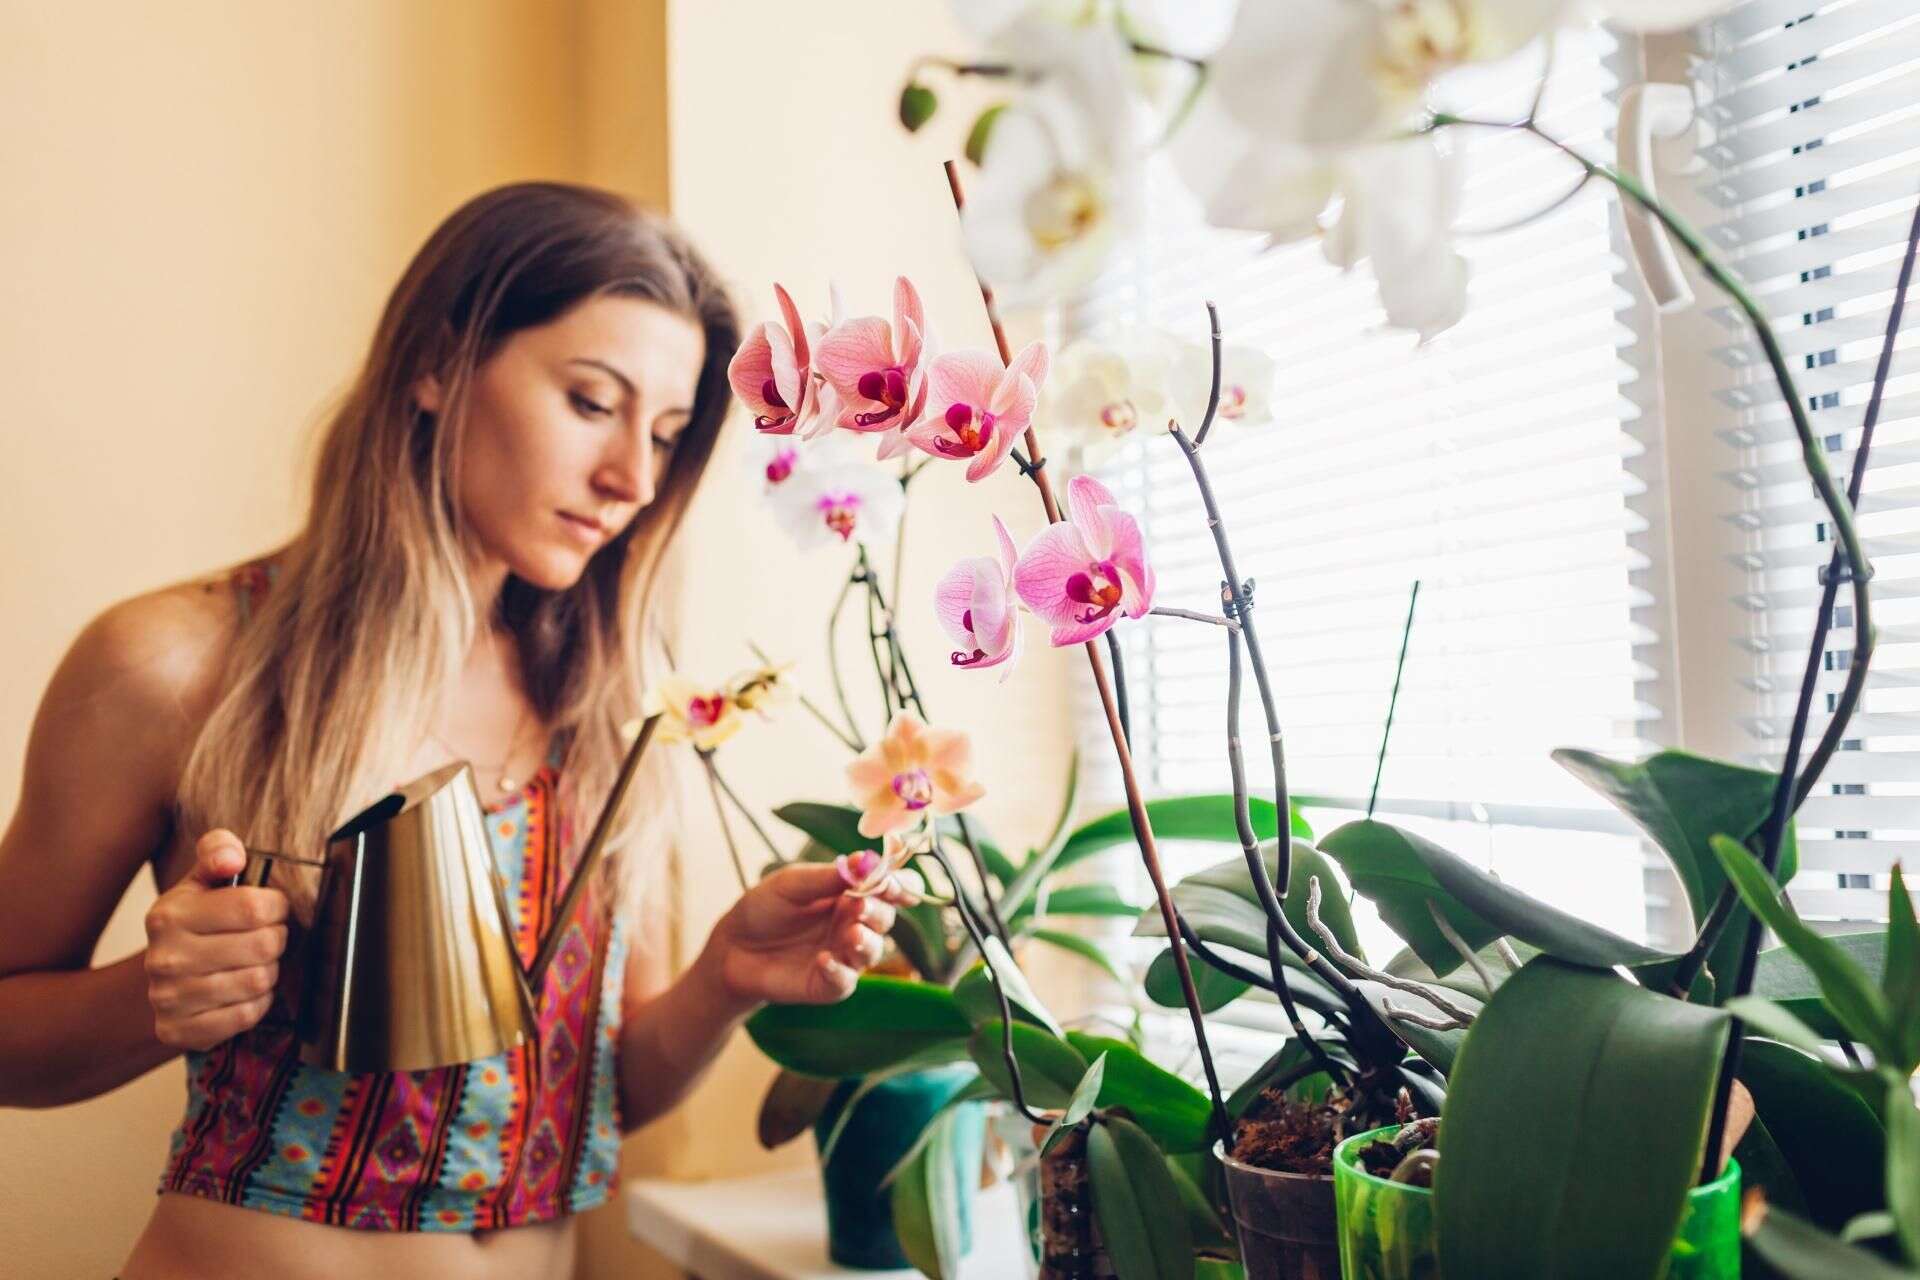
[429,701,534,794]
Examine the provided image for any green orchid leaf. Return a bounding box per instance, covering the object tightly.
[890,1103,967,1280]
[968,1020,1087,1110]
[1890,1084,1920,1269]
[1747,1204,1920,1280]
[1054,794,1310,872]
[815,1047,981,1167]
[1887,865,1920,1068]
[1134,840,1361,969]
[772,802,875,856]
[1320,820,1502,975]
[1732,1112,1810,1223]
[1752,931,1889,1040]
[1168,1155,1235,1256]
[1040,1053,1107,1157]
[1435,957,1731,1279]
[1088,1115,1195,1280]
[1067,1031,1214,1154]
[1029,927,1128,985]
[1226,1038,1345,1119]
[1385,940,1535,1003]
[1553,747,1798,996]
[1351,978,1478,1072]
[1145,946,1251,1014]
[953,936,1062,1038]
[745,976,971,1077]
[1711,835,1898,1061]
[1739,1037,1887,1232]
[1016,883,1143,922]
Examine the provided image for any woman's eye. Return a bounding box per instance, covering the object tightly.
[653,434,678,453]
[570,391,612,418]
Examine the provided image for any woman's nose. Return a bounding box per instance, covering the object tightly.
[598,430,655,507]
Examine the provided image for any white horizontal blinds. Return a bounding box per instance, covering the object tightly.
[1071,24,1666,966]
[1696,0,1920,927]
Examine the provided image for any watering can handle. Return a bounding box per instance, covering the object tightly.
[228,847,327,890]
[523,712,663,994]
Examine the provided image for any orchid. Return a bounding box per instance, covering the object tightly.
[1042,327,1180,465]
[1013,473,1154,645]
[1173,336,1278,428]
[815,276,933,437]
[835,830,928,902]
[934,515,1024,679]
[908,342,1049,482]
[727,283,817,436]
[728,660,797,716]
[845,711,986,839]
[644,676,743,751]
[763,433,906,550]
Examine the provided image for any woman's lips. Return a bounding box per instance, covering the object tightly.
[558,511,606,544]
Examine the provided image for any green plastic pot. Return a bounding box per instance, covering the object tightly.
[813,1064,986,1270]
[1332,1126,1742,1279]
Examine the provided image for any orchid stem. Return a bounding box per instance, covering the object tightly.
[945,157,1229,1147]
[826,572,867,750]
[1106,629,1133,753]
[1367,581,1420,821]
[1191,304,1225,449]
[747,640,863,753]
[700,751,753,892]
[698,749,787,869]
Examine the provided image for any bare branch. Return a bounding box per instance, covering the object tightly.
[1427,900,1496,993]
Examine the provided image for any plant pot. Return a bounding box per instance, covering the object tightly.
[1217,1138,1341,1280]
[813,1064,986,1270]
[1033,1121,1117,1279]
[1331,1125,1744,1279]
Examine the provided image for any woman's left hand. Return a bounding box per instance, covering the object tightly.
[700,863,907,1009]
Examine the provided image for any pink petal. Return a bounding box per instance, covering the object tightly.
[1005,340,1050,397]
[928,349,1007,414]
[1067,473,1121,560]
[1048,610,1122,647]
[992,515,1019,574]
[766,323,802,415]
[964,427,1016,483]
[1013,521,1097,625]
[1106,511,1156,617]
[816,317,895,395]
[934,557,985,647]
[894,276,925,370]
[774,283,809,370]
[727,326,779,417]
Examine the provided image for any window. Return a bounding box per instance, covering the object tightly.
[1070,22,1664,979]
[1698,0,1920,929]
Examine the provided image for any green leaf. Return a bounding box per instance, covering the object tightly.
[1351,978,1478,1072]
[1226,1038,1327,1119]
[1067,1031,1213,1153]
[1016,883,1143,924]
[1040,1054,1107,1157]
[1385,940,1534,1003]
[1195,1262,1246,1280]
[1733,1112,1810,1223]
[1037,750,1082,863]
[1887,866,1920,1069]
[1145,946,1251,1014]
[953,936,1062,1038]
[898,81,938,132]
[815,1048,980,1167]
[1168,1156,1234,1255]
[773,802,875,856]
[890,902,948,984]
[1889,1084,1920,1269]
[1135,839,1362,968]
[1843,1212,1899,1244]
[1711,835,1899,1061]
[1088,1115,1195,1280]
[1055,794,1309,872]
[968,1020,1087,1110]
[1739,1037,1887,1232]
[1029,927,1128,985]
[1726,996,1848,1062]
[1554,747,1799,995]
[1753,931,1889,1040]
[745,976,972,1077]
[1435,957,1731,1279]
[1747,1205,1920,1280]
[935,813,1014,886]
[890,1103,966,1279]
[964,102,1007,166]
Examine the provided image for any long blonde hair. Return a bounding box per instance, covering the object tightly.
[177,182,739,918]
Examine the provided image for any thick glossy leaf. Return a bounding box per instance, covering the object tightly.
[891,1102,969,1280]
[1555,747,1799,995]
[1752,932,1888,1040]
[746,976,972,1077]
[1739,1038,1887,1232]
[1067,1031,1213,1153]
[1019,883,1144,922]
[1747,1205,1920,1280]
[1135,840,1361,966]
[1320,820,1504,975]
[1029,927,1128,985]
[1725,998,1833,1060]
[816,1047,981,1167]
[1088,1115,1194,1280]
[1732,1112,1810,1223]
[1351,978,1477,1072]
[1226,1038,1327,1119]
[1385,940,1535,1003]
[953,936,1062,1038]
[773,802,875,856]
[968,1020,1087,1110]
[1436,957,1731,1279]
[1040,1054,1107,1157]
[1195,1262,1246,1280]
[1055,794,1310,872]
[756,1069,838,1150]
[890,903,948,984]
[1169,1156,1235,1255]
[1889,866,1920,1069]
[1712,835,1898,1060]
[1890,1085,1920,1269]
[1145,945,1251,1013]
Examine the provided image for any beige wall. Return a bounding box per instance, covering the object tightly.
[0,3,1074,1277]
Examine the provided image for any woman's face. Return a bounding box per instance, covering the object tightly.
[432,294,706,592]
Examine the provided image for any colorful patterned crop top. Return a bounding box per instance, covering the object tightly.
[158,563,629,1231]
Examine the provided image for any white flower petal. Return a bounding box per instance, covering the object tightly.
[1207,0,1389,147]
[1594,0,1732,31]
[1169,86,1335,243]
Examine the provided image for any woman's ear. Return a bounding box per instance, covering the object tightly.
[413,372,445,415]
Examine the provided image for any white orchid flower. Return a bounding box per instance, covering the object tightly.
[1041,327,1182,467]
[1172,338,1279,429]
[757,431,905,550]
[960,22,1146,310]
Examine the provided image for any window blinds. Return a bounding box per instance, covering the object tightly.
[1697,0,1920,927]
[1073,23,1662,958]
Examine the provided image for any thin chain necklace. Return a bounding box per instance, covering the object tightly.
[430,629,537,794]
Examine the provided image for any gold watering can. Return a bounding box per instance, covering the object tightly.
[235,714,661,1073]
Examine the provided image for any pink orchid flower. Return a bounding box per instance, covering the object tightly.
[846,711,986,839]
[836,831,927,903]
[816,276,932,436]
[934,515,1023,678]
[727,283,814,436]
[1013,473,1156,646]
[908,341,1049,483]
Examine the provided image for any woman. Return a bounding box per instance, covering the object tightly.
[0,182,902,1279]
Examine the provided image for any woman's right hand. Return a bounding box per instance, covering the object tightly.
[143,830,289,1051]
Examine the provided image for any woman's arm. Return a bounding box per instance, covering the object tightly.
[0,591,220,1107]
[615,863,898,1133]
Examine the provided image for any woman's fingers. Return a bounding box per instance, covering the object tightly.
[149,963,279,1015]
[832,922,886,971]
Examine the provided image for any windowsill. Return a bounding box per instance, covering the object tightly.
[624,1165,1028,1280]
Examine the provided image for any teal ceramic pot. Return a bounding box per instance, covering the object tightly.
[1332,1125,1743,1279]
[813,1065,986,1270]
